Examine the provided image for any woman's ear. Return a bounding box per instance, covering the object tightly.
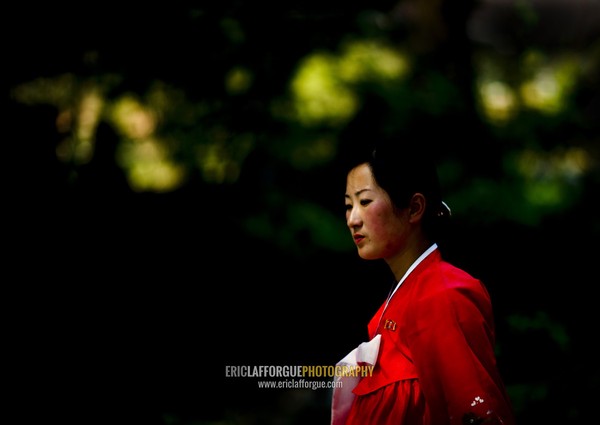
[408,193,426,223]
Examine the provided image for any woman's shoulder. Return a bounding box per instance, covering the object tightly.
[416,257,490,299]
[408,260,495,327]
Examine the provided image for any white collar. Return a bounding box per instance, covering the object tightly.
[378,243,438,327]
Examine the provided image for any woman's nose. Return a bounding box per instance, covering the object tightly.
[346,207,361,228]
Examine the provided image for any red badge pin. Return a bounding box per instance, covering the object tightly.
[384,319,396,331]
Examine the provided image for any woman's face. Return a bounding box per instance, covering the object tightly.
[345,163,409,261]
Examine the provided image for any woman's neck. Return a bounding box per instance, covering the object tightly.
[386,238,434,282]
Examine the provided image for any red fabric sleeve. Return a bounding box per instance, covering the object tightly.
[406,268,515,425]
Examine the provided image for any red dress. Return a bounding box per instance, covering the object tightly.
[344,248,516,425]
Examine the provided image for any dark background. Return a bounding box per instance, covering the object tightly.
[7,1,600,424]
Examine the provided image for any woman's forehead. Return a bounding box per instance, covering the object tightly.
[346,164,385,196]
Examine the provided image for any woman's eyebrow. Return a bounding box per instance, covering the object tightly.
[345,188,372,199]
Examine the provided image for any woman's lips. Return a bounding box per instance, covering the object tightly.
[353,234,365,244]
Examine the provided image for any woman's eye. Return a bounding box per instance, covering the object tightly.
[344,204,352,211]
[360,199,371,206]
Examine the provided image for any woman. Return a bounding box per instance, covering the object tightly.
[331,140,516,425]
